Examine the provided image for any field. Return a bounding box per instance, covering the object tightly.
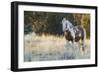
[24,32,90,62]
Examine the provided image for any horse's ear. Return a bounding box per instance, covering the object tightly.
[61,17,64,20]
[61,17,64,23]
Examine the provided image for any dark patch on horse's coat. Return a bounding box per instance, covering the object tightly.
[64,25,85,43]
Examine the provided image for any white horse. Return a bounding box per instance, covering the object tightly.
[62,18,86,51]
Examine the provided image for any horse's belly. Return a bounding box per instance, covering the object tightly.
[75,37,81,42]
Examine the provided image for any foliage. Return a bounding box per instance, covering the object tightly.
[24,11,90,38]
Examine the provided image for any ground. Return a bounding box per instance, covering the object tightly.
[24,32,90,62]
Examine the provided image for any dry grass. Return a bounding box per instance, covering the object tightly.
[24,32,90,62]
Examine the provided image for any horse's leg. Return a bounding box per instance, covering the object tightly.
[64,32,68,45]
[79,39,84,56]
[81,40,85,51]
[70,30,75,44]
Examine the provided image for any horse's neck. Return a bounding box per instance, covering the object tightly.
[62,21,67,31]
[67,21,73,27]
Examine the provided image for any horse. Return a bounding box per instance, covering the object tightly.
[61,18,86,51]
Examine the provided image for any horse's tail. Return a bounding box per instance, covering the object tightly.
[83,27,86,41]
[82,26,86,51]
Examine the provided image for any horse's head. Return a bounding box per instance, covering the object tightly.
[61,18,73,32]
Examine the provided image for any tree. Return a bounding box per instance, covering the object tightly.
[24,11,90,38]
